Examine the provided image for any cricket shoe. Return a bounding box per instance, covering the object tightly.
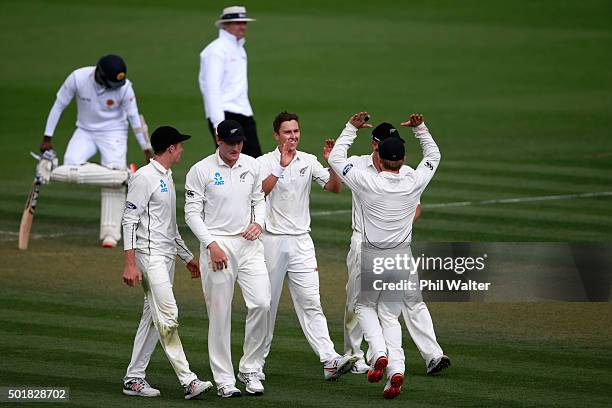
[184,378,213,400]
[217,384,242,398]
[383,373,404,400]
[237,372,264,395]
[102,236,117,248]
[257,368,266,382]
[122,377,160,397]
[351,358,369,374]
[367,355,388,383]
[427,355,451,375]
[324,355,359,381]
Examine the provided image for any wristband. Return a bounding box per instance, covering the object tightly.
[272,164,286,178]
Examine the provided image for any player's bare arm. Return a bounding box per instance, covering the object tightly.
[349,112,373,129]
[323,139,342,193]
[186,259,201,279]
[39,136,53,152]
[262,140,292,195]
[400,113,423,127]
[241,223,262,241]
[122,249,142,287]
[207,241,228,271]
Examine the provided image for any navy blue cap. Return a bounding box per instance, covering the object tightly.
[96,55,127,89]
[378,137,405,161]
[372,122,404,142]
[217,119,246,143]
[151,126,191,153]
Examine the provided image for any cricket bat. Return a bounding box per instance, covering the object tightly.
[18,175,41,250]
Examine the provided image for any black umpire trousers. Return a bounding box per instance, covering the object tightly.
[207,111,263,158]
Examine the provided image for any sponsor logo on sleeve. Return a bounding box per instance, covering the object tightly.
[125,201,137,210]
[425,161,434,171]
[186,190,195,198]
[342,163,354,176]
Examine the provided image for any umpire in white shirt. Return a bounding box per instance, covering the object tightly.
[122,126,212,400]
[199,6,262,158]
[38,54,153,247]
[328,112,441,400]
[185,119,270,398]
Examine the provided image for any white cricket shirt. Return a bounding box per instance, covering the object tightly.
[199,29,253,128]
[184,151,265,248]
[348,154,414,233]
[122,159,194,263]
[257,148,330,235]
[329,122,440,245]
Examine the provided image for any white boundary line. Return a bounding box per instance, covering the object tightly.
[2,191,610,241]
[311,191,612,217]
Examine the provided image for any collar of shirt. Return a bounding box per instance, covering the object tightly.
[367,153,376,169]
[150,159,172,176]
[215,149,244,168]
[272,147,303,165]
[218,28,245,47]
[89,70,107,96]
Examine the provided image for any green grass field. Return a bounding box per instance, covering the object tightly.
[1,0,611,406]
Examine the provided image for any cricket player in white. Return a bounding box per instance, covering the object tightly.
[122,126,212,400]
[328,112,441,399]
[257,111,357,381]
[38,54,153,247]
[185,119,270,398]
[344,123,450,376]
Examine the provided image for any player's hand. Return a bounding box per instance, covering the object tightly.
[241,223,262,241]
[400,114,423,127]
[323,139,335,161]
[186,259,201,279]
[39,136,53,153]
[208,241,228,271]
[144,149,154,163]
[123,263,142,287]
[279,141,292,167]
[349,112,373,129]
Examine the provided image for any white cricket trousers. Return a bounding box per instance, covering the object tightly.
[261,233,339,365]
[58,127,128,241]
[344,231,444,367]
[124,253,197,386]
[200,236,271,388]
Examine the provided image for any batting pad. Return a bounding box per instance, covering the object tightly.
[51,163,128,187]
[100,186,125,241]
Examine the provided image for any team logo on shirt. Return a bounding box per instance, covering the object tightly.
[342,163,354,176]
[239,171,249,182]
[106,99,115,107]
[125,201,137,210]
[214,172,225,186]
[299,166,308,176]
[160,179,168,192]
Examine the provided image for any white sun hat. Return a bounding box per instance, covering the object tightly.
[214,6,256,27]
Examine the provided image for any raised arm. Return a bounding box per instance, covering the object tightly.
[328,111,372,193]
[320,139,342,193]
[400,114,441,192]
